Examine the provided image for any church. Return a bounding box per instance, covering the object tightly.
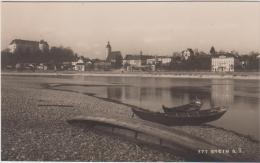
[105,41,123,69]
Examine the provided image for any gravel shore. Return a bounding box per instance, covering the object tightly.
[1,75,259,161]
[1,75,184,161]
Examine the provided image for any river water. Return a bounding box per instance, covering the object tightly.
[55,75,260,140]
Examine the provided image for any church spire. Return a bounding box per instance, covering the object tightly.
[106,41,111,49]
[106,41,112,58]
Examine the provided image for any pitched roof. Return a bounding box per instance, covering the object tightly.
[106,51,123,61]
[10,39,39,45]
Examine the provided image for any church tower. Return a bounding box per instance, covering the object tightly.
[106,41,112,58]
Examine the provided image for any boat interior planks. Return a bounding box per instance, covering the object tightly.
[162,99,203,113]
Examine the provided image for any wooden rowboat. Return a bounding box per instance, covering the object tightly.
[132,106,227,126]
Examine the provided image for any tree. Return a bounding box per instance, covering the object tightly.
[1,50,12,68]
[187,48,194,56]
[49,46,76,64]
[247,51,260,70]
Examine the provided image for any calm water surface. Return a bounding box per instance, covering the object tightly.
[57,76,260,140]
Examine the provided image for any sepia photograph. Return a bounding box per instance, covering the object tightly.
[1,1,260,161]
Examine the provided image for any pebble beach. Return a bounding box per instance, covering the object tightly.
[1,74,259,161]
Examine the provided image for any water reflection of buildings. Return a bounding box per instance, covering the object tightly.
[106,85,208,110]
[106,85,167,110]
[106,79,234,109]
[107,86,141,102]
[211,79,234,107]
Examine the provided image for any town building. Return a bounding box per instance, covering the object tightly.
[211,55,234,72]
[36,63,48,71]
[181,49,193,60]
[72,58,85,71]
[105,41,123,68]
[157,56,172,65]
[123,54,143,67]
[38,40,49,52]
[93,60,111,71]
[123,52,155,71]
[123,52,173,71]
[9,39,49,54]
[146,57,157,65]
[146,56,172,65]
[123,51,151,67]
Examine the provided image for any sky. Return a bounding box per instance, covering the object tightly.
[1,2,260,59]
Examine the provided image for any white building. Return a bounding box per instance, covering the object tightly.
[123,55,143,67]
[146,56,172,65]
[146,58,156,65]
[157,56,172,64]
[73,58,85,71]
[212,55,234,72]
[182,49,191,60]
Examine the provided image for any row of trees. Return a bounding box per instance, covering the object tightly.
[238,52,260,70]
[169,54,211,71]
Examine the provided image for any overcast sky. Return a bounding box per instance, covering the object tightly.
[2,2,260,58]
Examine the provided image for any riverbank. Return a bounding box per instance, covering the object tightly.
[1,75,184,161]
[1,75,259,161]
[1,70,260,80]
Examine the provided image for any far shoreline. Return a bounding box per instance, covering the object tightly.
[1,70,260,80]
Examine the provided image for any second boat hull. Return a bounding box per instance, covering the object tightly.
[132,107,227,126]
